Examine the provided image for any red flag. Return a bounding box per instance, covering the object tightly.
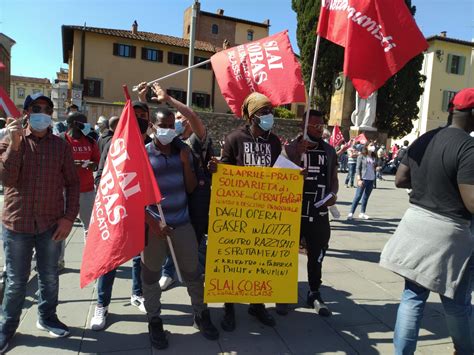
[211,30,306,116]
[330,124,345,147]
[354,132,368,144]
[0,86,21,118]
[80,100,162,288]
[317,0,428,98]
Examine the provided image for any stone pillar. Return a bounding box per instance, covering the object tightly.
[329,72,354,140]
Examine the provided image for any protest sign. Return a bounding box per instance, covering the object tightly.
[204,164,303,303]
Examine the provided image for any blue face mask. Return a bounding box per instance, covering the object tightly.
[175,120,184,136]
[155,128,177,146]
[81,123,91,136]
[256,113,274,131]
[29,113,52,131]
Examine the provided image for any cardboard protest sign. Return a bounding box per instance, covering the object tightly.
[204,164,303,303]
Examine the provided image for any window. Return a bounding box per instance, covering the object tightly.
[167,89,186,104]
[446,54,466,75]
[141,48,163,62]
[83,79,102,98]
[212,24,219,35]
[17,88,25,98]
[442,90,457,112]
[247,30,254,41]
[187,25,190,34]
[194,56,212,70]
[113,43,136,58]
[192,92,210,109]
[32,89,42,95]
[168,52,188,66]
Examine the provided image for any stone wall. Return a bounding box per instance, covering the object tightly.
[197,111,302,155]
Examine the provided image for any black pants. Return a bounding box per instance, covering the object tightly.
[301,211,331,292]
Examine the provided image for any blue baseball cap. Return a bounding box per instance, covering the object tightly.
[23,93,54,110]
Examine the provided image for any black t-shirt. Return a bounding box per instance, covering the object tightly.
[402,127,474,220]
[221,125,282,167]
[301,146,329,219]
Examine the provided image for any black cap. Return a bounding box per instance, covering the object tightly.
[132,100,149,113]
[23,93,54,110]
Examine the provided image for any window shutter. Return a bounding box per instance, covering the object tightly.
[83,79,90,96]
[168,52,173,64]
[205,94,210,108]
[184,55,189,66]
[458,56,466,75]
[141,48,147,60]
[446,54,453,73]
[442,91,449,112]
[192,92,197,105]
[130,46,136,58]
[157,50,163,62]
[94,81,101,98]
[113,43,119,56]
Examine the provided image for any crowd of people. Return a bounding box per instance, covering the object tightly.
[0,85,472,354]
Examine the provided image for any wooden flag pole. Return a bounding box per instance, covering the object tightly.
[303,34,321,141]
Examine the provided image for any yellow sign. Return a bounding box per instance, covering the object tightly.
[204,164,303,303]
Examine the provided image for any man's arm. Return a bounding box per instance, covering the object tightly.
[1,120,24,186]
[62,144,80,222]
[459,185,474,214]
[180,147,197,194]
[395,163,411,188]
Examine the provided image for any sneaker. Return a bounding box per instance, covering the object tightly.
[359,213,370,220]
[36,315,70,337]
[307,291,331,317]
[130,294,146,313]
[220,303,235,332]
[193,309,219,340]
[148,316,168,350]
[275,303,289,316]
[347,213,353,220]
[90,305,108,331]
[159,275,175,291]
[248,304,275,327]
[345,184,349,188]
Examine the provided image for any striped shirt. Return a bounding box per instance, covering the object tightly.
[0,130,80,234]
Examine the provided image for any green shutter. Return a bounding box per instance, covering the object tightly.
[458,56,466,75]
[446,54,453,73]
[442,91,449,112]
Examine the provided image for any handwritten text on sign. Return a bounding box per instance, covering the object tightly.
[204,164,303,303]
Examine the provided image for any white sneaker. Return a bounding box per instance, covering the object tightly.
[159,275,175,291]
[90,305,108,331]
[130,295,146,313]
[359,213,370,220]
[347,213,353,220]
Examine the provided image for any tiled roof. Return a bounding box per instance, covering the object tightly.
[62,25,221,62]
[426,35,473,47]
[11,75,51,84]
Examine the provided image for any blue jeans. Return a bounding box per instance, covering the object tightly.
[97,255,142,307]
[345,163,356,186]
[350,179,374,214]
[1,225,61,337]
[394,255,474,355]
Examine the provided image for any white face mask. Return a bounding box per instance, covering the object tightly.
[368,145,376,152]
[470,131,474,137]
[155,127,177,146]
[29,113,52,131]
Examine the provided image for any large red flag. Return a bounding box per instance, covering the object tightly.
[80,100,162,288]
[211,30,306,116]
[330,124,345,147]
[0,86,21,118]
[317,0,428,98]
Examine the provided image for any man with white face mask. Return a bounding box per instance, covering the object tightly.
[0,93,80,352]
[141,107,219,350]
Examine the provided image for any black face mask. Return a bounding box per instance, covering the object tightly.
[137,118,149,134]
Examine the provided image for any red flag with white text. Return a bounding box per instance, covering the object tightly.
[0,86,21,118]
[330,124,345,147]
[354,132,368,144]
[317,0,428,98]
[211,30,306,116]
[80,100,162,288]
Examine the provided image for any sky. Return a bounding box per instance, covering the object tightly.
[1,0,473,81]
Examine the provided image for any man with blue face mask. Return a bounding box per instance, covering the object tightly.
[0,93,80,352]
[60,112,100,269]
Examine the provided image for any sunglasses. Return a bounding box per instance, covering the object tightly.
[31,105,53,114]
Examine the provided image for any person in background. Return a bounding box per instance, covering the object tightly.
[345,142,359,188]
[66,104,79,114]
[347,142,377,220]
[0,93,80,352]
[97,116,114,156]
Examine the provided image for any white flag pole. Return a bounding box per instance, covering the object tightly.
[303,34,321,140]
[132,59,212,92]
[155,203,183,283]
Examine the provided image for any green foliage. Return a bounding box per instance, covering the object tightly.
[292,0,426,138]
[274,106,296,119]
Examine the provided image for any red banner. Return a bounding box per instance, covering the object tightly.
[330,124,345,147]
[211,30,306,117]
[80,100,162,288]
[317,0,428,98]
[0,86,21,118]
[354,132,368,144]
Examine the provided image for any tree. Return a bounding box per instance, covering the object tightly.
[292,0,426,138]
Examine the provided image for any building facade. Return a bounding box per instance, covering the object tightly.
[10,75,52,110]
[0,33,15,98]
